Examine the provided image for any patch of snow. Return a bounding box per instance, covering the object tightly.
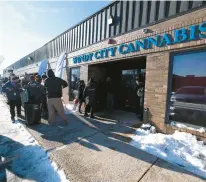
[130,124,206,179]
[0,95,69,181]
[64,103,78,114]
[171,121,206,133]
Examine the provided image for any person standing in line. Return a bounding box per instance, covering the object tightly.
[136,74,145,121]
[44,69,68,125]
[41,74,48,117]
[78,80,85,113]
[25,75,42,105]
[35,75,48,117]
[84,77,97,118]
[2,75,23,122]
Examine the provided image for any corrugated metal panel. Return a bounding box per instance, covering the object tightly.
[168,1,177,16]
[105,7,110,39]
[69,30,71,52]
[90,18,94,44]
[133,1,140,29]
[115,1,121,35]
[93,15,97,43]
[121,1,128,33]
[71,28,75,51]
[74,27,78,50]
[158,1,166,20]
[101,11,106,40]
[141,1,149,26]
[180,1,189,12]
[80,24,83,48]
[97,13,102,42]
[86,20,90,46]
[192,1,203,8]
[127,1,134,31]
[68,31,71,52]
[83,22,87,47]
[150,1,157,23]
[110,5,116,36]
[65,32,68,51]
[77,25,80,49]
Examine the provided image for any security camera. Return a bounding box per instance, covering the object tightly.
[142,28,149,34]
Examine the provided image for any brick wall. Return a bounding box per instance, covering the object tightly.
[144,53,170,133]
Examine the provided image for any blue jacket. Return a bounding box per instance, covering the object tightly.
[2,81,22,101]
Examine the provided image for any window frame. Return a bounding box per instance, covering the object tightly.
[69,66,81,101]
[166,47,206,128]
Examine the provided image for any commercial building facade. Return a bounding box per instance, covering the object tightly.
[4,1,206,138]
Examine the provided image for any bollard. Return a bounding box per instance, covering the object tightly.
[143,108,149,123]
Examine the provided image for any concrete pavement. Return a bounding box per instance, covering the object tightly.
[23,111,205,182]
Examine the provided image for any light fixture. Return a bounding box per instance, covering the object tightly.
[108,38,117,44]
[142,28,149,34]
[27,56,32,61]
[108,15,114,25]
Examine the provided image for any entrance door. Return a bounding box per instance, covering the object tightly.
[120,69,145,112]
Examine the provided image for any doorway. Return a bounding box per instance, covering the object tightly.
[88,56,146,113]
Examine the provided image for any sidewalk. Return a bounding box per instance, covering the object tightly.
[0,95,205,182]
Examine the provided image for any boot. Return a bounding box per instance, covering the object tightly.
[84,113,89,117]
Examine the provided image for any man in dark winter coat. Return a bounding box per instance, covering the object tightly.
[25,75,43,105]
[44,69,68,125]
[2,75,23,122]
[136,74,145,121]
[84,77,97,118]
[78,80,85,113]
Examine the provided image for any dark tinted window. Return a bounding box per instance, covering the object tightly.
[169,50,206,127]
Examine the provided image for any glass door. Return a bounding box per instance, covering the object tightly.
[120,69,145,113]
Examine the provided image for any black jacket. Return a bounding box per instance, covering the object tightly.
[78,84,85,102]
[44,77,68,98]
[25,81,43,104]
[105,81,114,94]
[84,82,97,105]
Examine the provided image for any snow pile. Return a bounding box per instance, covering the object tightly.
[0,96,69,182]
[130,124,206,179]
[64,103,78,114]
[171,121,206,133]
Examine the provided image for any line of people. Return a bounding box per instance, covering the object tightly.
[1,69,68,125]
[77,75,145,120]
[76,76,116,119]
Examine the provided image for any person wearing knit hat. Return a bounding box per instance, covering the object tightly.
[44,69,68,125]
[2,74,23,122]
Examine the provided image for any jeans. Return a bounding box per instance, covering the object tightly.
[106,93,114,110]
[9,99,22,119]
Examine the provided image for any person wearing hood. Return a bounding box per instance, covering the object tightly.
[2,75,23,122]
[136,74,145,121]
[44,69,68,125]
[78,80,85,113]
[83,77,97,118]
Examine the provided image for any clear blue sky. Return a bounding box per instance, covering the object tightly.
[173,51,206,77]
[0,1,111,73]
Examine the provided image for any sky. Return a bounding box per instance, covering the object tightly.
[173,51,206,77]
[0,1,110,74]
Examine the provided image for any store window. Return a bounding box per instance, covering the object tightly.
[169,49,206,127]
[70,67,80,100]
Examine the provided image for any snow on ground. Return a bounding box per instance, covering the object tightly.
[64,103,78,114]
[130,124,206,179]
[0,96,69,182]
[171,121,206,133]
